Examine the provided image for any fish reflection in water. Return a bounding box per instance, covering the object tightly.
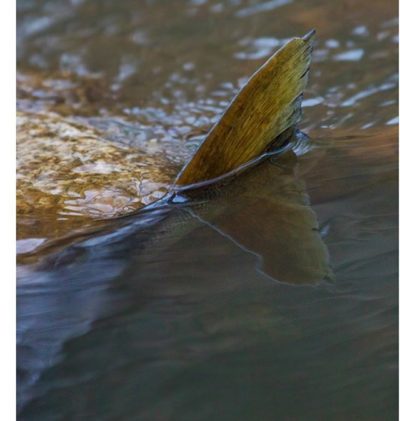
[18,133,331,417]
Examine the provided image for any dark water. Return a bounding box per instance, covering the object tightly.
[17,0,398,419]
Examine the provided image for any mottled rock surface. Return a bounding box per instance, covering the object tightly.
[17,111,180,252]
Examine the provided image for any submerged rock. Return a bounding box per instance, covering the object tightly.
[17,111,179,249]
[17,71,117,117]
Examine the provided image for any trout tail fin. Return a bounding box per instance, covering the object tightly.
[175,30,315,186]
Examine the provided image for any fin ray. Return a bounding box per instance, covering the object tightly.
[175,31,315,186]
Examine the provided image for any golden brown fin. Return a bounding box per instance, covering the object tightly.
[175,30,315,186]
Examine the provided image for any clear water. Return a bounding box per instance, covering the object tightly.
[17,0,398,419]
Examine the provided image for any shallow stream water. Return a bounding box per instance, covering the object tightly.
[17,0,398,419]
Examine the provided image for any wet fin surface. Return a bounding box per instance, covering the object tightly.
[175,31,315,186]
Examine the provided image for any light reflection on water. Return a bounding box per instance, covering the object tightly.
[17,0,397,419]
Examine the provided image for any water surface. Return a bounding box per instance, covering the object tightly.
[17,0,398,419]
